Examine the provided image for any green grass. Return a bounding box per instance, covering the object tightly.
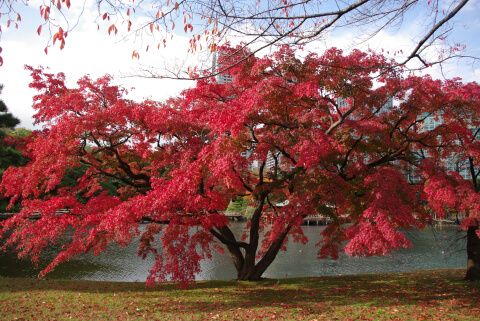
[1,269,479,320]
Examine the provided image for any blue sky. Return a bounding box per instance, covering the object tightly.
[0,0,479,129]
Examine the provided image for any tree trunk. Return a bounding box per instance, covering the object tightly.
[235,234,289,281]
[214,192,293,281]
[218,226,245,273]
[220,192,291,281]
[465,223,480,281]
[236,246,259,280]
[235,225,291,280]
[251,228,291,280]
[236,196,265,280]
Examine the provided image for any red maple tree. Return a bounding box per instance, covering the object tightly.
[1,46,479,283]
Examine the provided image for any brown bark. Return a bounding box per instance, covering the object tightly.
[236,247,258,281]
[251,230,289,280]
[218,226,245,274]
[465,223,480,281]
[214,193,293,281]
[237,196,265,280]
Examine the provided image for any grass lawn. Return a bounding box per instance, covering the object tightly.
[0,268,479,320]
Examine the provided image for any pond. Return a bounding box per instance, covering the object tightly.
[0,222,466,282]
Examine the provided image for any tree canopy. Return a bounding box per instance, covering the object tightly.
[1,46,480,284]
[0,0,476,76]
[0,84,26,212]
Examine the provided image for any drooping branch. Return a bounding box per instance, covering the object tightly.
[209,225,248,249]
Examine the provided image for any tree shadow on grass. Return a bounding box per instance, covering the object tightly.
[1,269,479,319]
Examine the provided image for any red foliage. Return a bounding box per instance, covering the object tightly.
[2,46,480,283]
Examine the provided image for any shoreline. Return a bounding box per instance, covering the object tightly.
[0,267,469,284]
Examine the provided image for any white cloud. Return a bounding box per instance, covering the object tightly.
[0,4,194,130]
[1,1,479,129]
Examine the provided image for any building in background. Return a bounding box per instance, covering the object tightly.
[337,96,393,115]
[407,112,472,183]
[212,52,234,84]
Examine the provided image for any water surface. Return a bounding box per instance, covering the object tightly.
[0,223,465,281]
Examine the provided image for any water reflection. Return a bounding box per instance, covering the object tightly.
[0,222,466,282]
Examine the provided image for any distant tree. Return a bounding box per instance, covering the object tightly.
[1,48,479,284]
[226,197,247,213]
[0,84,23,174]
[3,127,33,139]
[0,84,26,211]
[0,85,19,128]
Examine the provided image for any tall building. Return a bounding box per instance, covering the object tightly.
[212,52,233,84]
[265,151,282,172]
[408,112,472,183]
[337,96,393,115]
[212,51,260,171]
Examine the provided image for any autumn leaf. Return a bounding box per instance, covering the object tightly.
[41,6,51,21]
[53,27,64,45]
[108,24,118,35]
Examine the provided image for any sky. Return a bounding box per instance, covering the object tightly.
[0,0,479,130]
